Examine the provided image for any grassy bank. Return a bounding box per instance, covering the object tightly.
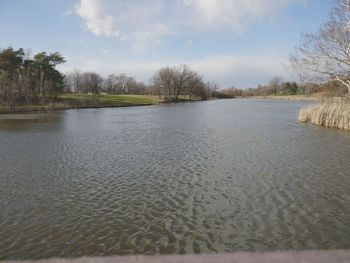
[0,103,72,114]
[0,94,163,114]
[299,98,350,131]
[59,94,162,106]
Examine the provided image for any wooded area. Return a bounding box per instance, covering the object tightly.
[0,47,224,109]
[0,47,65,108]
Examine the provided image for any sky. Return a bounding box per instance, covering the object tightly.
[0,0,333,88]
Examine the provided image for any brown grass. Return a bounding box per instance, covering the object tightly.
[245,95,321,101]
[0,95,163,114]
[0,103,72,114]
[299,97,350,131]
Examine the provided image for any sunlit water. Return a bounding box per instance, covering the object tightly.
[0,99,349,260]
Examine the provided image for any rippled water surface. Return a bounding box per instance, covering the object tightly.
[0,99,350,259]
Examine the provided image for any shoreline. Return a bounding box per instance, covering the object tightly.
[0,102,162,114]
[298,97,350,132]
[0,94,228,114]
[242,95,321,101]
[0,94,165,114]
[245,95,349,131]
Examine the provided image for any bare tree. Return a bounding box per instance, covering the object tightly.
[206,81,219,92]
[103,74,146,95]
[126,78,146,95]
[291,0,350,95]
[64,70,84,93]
[151,65,206,102]
[173,65,196,101]
[81,72,103,94]
[185,72,204,100]
[269,76,283,96]
[103,74,118,94]
[223,86,243,97]
[72,70,84,93]
[63,74,74,93]
[151,66,176,101]
[115,74,131,94]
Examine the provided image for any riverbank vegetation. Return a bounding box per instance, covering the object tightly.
[59,94,162,107]
[151,65,210,102]
[299,98,350,131]
[221,77,348,98]
[289,0,350,131]
[0,47,224,113]
[0,94,162,113]
[0,47,65,109]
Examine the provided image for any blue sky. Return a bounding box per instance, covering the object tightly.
[0,0,333,88]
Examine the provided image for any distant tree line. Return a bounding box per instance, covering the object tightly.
[64,71,147,95]
[239,77,301,96]
[220,76,348,97]
[5,43,347,110]
[0,48,221,107]
[64,64,220,102]
[151,64,216,102]
[0,47,65,108]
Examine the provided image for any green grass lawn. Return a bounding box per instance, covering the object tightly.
[0,94,163,114]
[59,94,163,107]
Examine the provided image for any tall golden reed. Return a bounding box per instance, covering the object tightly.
[299,97,350,131]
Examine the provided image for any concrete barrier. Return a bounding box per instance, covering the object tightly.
[2,250,350,263]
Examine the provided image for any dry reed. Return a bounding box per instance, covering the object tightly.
[299,97,350,131]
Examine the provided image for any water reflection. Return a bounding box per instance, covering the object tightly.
[0,113,64,131]
[0,100,349,260]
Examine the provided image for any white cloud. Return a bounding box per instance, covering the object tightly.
[75,0,120,37]
[75,0,170,49]
[75,0,301,47]
[181,0,292,31]
[97,48,110,54]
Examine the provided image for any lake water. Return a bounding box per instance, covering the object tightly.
[0,99,350,260]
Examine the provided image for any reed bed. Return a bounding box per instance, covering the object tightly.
[259,95,320,101]
[299,97,350,131]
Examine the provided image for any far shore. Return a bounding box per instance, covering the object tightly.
[242,94,350,102]
[0,94,164,114]
[0,102,159,114]
[243,95,322,101]
[0,94,346,115]
[0,94,216,114]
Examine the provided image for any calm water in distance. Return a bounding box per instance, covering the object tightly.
[0,99,350,260]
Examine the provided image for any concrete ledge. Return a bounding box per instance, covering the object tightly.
[2,250,350,263]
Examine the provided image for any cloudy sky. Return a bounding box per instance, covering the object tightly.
[0,0,332,88]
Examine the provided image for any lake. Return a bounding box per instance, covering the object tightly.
[0,99,349,260]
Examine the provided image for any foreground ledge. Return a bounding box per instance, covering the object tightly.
[2,250,350,263]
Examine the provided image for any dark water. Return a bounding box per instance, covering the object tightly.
[0,99,350,260]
